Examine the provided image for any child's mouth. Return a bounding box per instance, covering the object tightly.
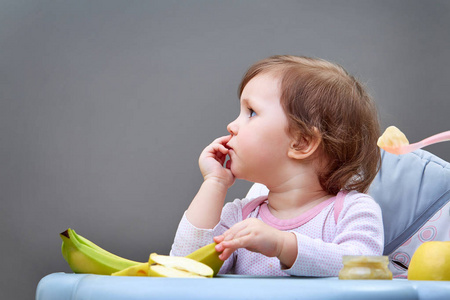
[225,144,233,169]
[226,159,231,170]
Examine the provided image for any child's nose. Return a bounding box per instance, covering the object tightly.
[227,119,238,136]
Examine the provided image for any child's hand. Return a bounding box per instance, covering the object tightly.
[199,135,235,188]
[213,218,297,267]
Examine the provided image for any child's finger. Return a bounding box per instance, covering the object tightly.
[212,135,232,147]
[222,219,253,241]
[215,242,224,253]
[224,228,251,245]
[221,233,250,250]
[213,235,225,243]
[216,145,229,157]
[219,247,236,261]
[208,143,229,159]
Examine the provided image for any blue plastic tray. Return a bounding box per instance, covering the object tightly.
[36,273,450,300]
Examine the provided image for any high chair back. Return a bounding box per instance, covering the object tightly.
[246,149,450,278]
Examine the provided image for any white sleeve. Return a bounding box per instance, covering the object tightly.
[170,198,251,274]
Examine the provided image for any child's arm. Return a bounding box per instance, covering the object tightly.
[185,135,235,229]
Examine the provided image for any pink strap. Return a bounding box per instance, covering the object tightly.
[242,196,268,219]
[333,191,347,224]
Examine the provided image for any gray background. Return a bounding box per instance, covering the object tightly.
[1,0,449,298]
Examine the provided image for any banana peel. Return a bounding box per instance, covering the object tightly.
[60,228,224,277]
[111,262,149,276]
[186,242,224,276]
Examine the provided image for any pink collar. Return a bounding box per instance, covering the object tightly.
[258,196,337,230]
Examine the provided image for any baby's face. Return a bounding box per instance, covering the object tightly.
[225,73,292,185]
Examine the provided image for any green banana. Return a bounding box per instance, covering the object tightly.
[60,228,142,275]
[72,230,122,259]
[186,242,224,276]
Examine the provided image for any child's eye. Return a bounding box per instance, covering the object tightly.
[249,108,256,118]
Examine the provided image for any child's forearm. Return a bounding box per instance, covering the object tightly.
[277,231,298,269]
[186,178,229,229]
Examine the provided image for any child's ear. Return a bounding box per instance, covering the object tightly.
[288,129,322,160]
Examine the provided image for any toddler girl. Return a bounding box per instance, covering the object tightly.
[170,55,383,276]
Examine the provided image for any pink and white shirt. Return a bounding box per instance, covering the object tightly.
[170,190,384,277]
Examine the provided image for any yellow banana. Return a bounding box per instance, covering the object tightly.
[61,229,224,276]
[60,228,142,275]
[186,242,224,276]
[112,262,149,276]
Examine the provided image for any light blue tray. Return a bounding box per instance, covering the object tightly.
[36,273,450,300]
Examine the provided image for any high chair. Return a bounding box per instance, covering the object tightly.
[36,150,450,300]
[246,149,450,278]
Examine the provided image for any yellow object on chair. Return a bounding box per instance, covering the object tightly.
[408,241,450,281]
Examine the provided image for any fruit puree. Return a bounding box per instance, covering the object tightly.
[339,256,392,280]
[377,126,409,150]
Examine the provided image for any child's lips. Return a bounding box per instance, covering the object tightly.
[226,158,231,169]
[225,144,233,169]
[226,147,234,156]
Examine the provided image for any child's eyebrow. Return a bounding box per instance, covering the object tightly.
[240,98,250,106]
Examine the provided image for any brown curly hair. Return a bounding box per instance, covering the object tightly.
[238,55,381,194]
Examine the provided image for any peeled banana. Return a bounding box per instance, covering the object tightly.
[148,253,213,278]
[60,229,142,275]
[60,228,224,277]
